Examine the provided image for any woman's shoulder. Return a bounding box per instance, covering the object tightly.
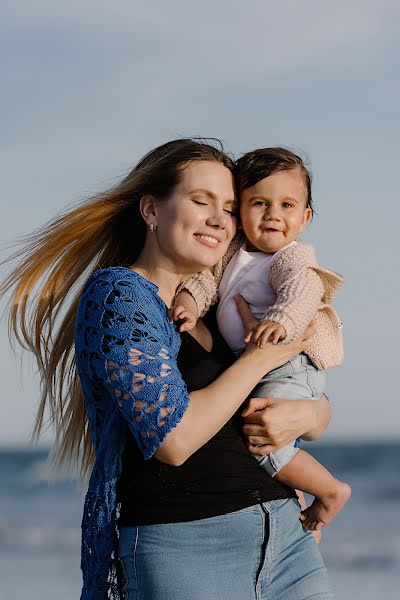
[84,266,158,293]
[78,266,171,334]
[81,267,161,307]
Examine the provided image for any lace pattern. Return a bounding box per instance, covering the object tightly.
[75,267,189,599]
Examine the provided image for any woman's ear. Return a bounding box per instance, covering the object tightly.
[139,195,158,228]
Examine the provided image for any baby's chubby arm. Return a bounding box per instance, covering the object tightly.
[264,242,335,343]
[174,233,243,318]
[244,267,323,348]
[265,268,324,343]
[169,290,199,332]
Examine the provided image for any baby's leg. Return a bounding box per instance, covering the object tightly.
[275,449,351,530]
[252,356,351,530]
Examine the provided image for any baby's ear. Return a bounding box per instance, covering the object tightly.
[300,207,312,231]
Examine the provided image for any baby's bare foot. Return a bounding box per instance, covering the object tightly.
[299,481,351,531]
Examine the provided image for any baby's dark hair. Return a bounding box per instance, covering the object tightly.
[234,147,314,217]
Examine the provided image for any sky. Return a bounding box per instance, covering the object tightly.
[1,0,399,446]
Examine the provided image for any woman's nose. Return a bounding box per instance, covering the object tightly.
[207,209,227,228]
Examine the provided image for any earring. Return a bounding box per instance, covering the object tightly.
[149,223,158,232]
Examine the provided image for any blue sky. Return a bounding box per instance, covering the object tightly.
[1,0,399,444]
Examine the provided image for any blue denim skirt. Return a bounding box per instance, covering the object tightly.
[118,497,334,599]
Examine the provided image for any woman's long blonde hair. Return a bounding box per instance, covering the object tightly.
[0,139,234,477]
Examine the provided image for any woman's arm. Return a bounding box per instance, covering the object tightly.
[155,331,313,466]
[84,272,315,468]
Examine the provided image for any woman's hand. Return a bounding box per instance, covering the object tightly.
[234,294,327,455]
[235,294,316,373]
[241,395,330,455]
[241,398,318,455]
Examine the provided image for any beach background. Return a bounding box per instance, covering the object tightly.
[1,442,399,599]
[1,1,399,598]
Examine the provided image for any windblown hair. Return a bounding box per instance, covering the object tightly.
[0,138,234,477]
[234,147,314,217]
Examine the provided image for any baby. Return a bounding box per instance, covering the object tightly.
[172,147,351,532]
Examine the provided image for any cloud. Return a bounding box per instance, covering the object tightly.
[3,1,400,83]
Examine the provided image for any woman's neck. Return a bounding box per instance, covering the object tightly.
[131,259,183,308]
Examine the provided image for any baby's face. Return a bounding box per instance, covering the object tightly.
[239,168,312,253]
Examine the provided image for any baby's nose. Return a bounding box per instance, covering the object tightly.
[265,205,281,219]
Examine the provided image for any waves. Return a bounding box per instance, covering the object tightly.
[0,522,80,553]
[0,442,399,572]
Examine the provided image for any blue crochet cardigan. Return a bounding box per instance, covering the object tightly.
[75,267,190,599]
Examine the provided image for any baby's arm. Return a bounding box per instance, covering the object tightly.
[246,242,340,348]
[264,267,324,343]
[169,290,199,332]
[245,266,324,348]
[171,233,243,327]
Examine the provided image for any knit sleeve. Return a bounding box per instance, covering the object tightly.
[176,233,243,317]
[76,270,190,460]
[264,268,324,342]
[265,242,342,343]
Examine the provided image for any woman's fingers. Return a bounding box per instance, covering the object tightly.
[234,294,259,336]
[242,422,268,435]
[246,435,272,446]
[246,443,274,456]
[241,397,272,417]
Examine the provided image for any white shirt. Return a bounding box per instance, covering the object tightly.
[216,242,297,353]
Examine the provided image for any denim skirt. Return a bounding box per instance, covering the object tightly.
[118,497,335,599]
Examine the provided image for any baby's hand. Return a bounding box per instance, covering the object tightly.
[245,319,286,348]
[169,291,198,332]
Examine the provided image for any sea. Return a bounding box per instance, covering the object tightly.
[0,441,399,600]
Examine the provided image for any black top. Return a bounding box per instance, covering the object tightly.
[118,309,294,525]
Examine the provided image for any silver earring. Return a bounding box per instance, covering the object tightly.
[149,223,157,232]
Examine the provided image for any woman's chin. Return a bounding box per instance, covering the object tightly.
[184,247,227,272]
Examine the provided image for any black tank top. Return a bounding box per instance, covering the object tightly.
[118,309,294,525]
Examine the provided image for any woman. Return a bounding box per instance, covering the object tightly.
[1,139,333,599]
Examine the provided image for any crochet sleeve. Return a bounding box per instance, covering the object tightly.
[176,233,243,317]
[264,268,324,342]
[78,271,190,459]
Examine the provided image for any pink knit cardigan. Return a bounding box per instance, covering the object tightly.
[178,236,344,369]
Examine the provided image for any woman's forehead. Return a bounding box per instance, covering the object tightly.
[179,161,235,196]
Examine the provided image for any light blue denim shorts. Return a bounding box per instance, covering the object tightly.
[118,497,334,599]
[253,354,326,476]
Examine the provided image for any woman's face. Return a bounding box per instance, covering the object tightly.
[154,161,238,275]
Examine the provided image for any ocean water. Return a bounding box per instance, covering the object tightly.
[0,441,399,600]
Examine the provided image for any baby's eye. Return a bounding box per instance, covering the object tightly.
[282,202,293,208]
[254,200,268,207]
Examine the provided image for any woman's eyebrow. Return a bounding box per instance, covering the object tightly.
[188,188,217,199]
[189,189,237,205]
